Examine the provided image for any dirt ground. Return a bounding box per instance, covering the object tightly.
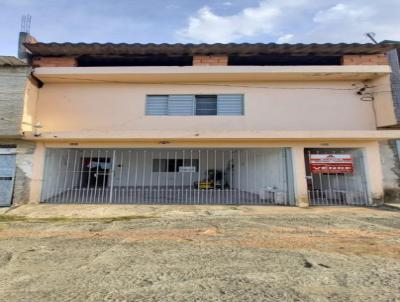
[0,205,400,302]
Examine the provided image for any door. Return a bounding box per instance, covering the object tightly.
[305,148,369,206]
[81,157,110,188]
[0,148,17,206]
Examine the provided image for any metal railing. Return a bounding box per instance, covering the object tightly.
[41,148,295,205]
[306,149,369,206]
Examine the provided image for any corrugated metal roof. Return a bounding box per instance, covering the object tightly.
[0,56,27,66]
[24,42,400,57]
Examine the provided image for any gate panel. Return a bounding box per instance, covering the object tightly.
[305,148,369,206]
[41,148,295,205]
[0,148,17,206]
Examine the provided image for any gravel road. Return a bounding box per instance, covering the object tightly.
[0,206,399,302]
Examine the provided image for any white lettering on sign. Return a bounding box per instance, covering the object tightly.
[309,154,352,163]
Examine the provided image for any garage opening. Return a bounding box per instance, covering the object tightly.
[305,148,369,206]
[41,148,295,205]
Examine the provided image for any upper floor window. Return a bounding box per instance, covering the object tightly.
[145,94,244,116]
[195,95,217,116]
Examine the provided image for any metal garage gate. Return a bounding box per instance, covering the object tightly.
[41,148,295,205]
[305,148,369,206]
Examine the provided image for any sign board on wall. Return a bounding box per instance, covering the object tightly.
[309,154,354,174]
[179,166,196,173]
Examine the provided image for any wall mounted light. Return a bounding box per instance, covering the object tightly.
[356,83,375,102]
[360,93,375,102]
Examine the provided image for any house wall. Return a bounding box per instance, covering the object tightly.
[23,72,395,206]
[0,66,30,136]
[380,140,400,203]
[33,81,378,133]
[388,49,400,122]
[193,55,228,66]
[234,148,290,194]
[21,78,40,133]
[378,49,400,203]
[0,64,35,205]
[342,54,388,65]
[370,75,398,127]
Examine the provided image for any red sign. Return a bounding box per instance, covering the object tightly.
[309,154,354,174]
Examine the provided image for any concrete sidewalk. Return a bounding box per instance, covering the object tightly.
[386,203,400,209]
[1,203,399,219]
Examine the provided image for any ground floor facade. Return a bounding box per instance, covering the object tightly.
[26,140,384,207]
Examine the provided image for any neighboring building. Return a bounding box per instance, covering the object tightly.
[0,56,35,206]
[380,43,400,203]
[17,41,400,207]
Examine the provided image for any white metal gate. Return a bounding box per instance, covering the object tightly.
[0,147,17,206]
[305,148,369,206]
[41,148,295,205]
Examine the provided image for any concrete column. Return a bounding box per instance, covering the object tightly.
[13,140,36,205]
[364,141,385,205]
[192,55,228,66]
[379,140,400,203]
[29,142,45,203]
[291,146,309,207]
[341,54,388,65]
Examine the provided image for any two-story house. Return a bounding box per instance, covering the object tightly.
[0,56,34,206]
[20,41,400,207]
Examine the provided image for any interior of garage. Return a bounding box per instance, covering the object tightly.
[41,148,295,205]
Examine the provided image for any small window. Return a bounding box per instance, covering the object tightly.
[153,159,199,172]
[152,159,168,172]
[195,95,217,116]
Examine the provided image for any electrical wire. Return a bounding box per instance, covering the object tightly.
[0,74,397,84]
[2,71,399,94]
[0,75,396,94]
[23,75,362,91]
[4,70,400,91]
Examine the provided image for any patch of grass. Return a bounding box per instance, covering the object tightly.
[377,205,400,212]
[0,215,157,223]
[98,216,157,223]
[0,215,28,222]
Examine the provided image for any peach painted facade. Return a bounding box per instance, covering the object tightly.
[21,64,400,206]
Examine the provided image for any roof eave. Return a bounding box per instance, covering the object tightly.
[24,42,400,57]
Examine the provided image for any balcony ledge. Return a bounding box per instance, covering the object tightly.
[33,65,391,83]
[22,130,400,142]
